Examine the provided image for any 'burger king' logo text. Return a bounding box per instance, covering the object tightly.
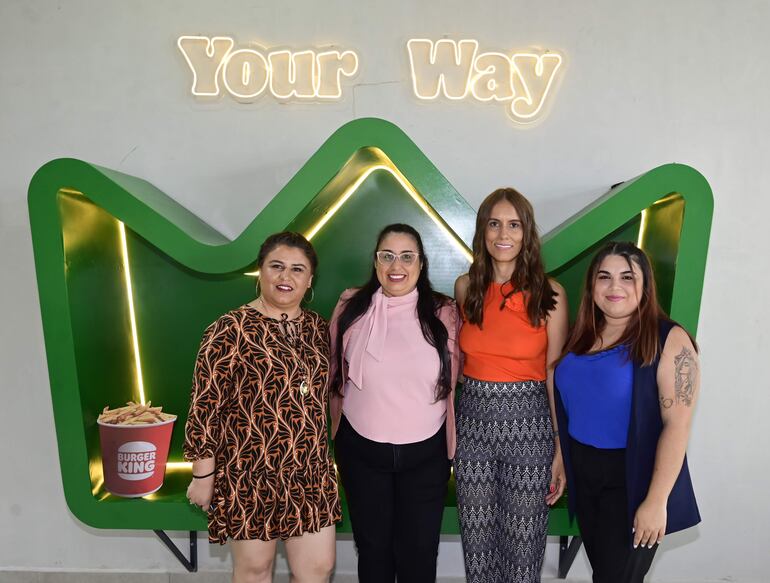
[117,441,157,481]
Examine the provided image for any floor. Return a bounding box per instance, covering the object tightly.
[0,573,746,583]
[0,576,589,583]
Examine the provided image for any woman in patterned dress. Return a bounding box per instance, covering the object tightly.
[453,188,568,583]
[184,231,341,583]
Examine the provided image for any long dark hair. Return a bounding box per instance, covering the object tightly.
[464,188,556,327]
[562,241,696,366]
[334,224,453,400]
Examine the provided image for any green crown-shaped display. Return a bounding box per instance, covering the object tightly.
[28,118,712,534]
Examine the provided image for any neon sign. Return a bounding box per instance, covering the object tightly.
[407,39,563,124]
[177,36,359,101]
[177,36,564,124]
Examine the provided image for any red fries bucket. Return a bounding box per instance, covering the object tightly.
[98,417,176,497]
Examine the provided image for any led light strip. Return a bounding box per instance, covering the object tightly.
[245,164,472,277]
[303,164,472,260]
[303,165,382,240]
[118,222,146,405]
[380,165,473,262]
[637,208,649,249]
[91,475,104,496]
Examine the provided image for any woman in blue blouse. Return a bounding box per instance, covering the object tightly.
[554,241,701,583]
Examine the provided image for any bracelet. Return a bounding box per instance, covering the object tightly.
[192,470,215,479]
[553,430,560,439]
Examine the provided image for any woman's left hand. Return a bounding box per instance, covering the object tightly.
[633,497,667,548]
[546,449,566,505]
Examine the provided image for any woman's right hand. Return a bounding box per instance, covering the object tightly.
[187,475,214,511]
[546,447,566,506]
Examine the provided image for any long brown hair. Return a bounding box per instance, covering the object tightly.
[464,188,556,327]
[563,241,692,366]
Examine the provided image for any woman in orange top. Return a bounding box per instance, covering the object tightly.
[454,188,568,583]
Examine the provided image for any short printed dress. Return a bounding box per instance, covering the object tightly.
[183,306,342,543]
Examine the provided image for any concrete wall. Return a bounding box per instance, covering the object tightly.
[1,0,767,580]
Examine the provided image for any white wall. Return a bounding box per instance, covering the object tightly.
[1,0,768,580]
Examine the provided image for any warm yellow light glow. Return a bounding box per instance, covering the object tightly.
[166,461,193,471]
[88,459,105,496]
[509,52,563,122]
[407,39,479,100]
[243,158,472,278]
[177,36,235,97]
[91,476,104,496]
[222,48,270,99]
[178,36,358,102]
[469,52,515,102]
[637,208,649,249]
[268,49,318,99]
[303,163,473,263]
[407,38,564,124]
[90,458,105,496]
[303,167,373,240]
[119,222,146,405]
[315,50,359,99]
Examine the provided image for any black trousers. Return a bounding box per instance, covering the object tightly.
[334,415,451,583]
[570,438,658,583]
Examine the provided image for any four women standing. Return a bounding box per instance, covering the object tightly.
[184,211,701,582]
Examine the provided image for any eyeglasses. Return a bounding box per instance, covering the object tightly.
[375,251,420,266]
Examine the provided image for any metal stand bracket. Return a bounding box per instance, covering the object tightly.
[154,530,198,572]
[558,535,582,578]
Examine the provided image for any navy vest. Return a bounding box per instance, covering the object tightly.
[555,319,701,536]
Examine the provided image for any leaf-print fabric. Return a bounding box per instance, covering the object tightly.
[184,306,342,543]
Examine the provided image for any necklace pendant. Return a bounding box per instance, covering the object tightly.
[299,380,309,396]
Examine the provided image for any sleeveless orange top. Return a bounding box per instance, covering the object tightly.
[459,282,547,382]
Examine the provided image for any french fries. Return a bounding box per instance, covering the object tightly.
[98,401,176,425]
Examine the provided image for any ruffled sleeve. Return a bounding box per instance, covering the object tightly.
[183,315,235,461]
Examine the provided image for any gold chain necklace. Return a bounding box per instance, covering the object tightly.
[257,298,311,397]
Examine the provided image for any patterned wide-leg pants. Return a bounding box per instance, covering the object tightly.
[455,378,554,583]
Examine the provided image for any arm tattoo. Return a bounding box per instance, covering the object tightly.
[659,396,673,409]
[674,347,697,407]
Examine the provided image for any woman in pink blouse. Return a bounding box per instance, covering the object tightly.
[329,223,460,583]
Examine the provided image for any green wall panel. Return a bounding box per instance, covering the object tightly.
[28,118,712,536]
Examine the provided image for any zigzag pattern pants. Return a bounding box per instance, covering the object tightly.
[455,378,554,583]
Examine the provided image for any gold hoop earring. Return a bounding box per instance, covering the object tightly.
[303,286,315,303]
[255,278,261,298]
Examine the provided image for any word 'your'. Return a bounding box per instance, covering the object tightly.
[177,36,359,101]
